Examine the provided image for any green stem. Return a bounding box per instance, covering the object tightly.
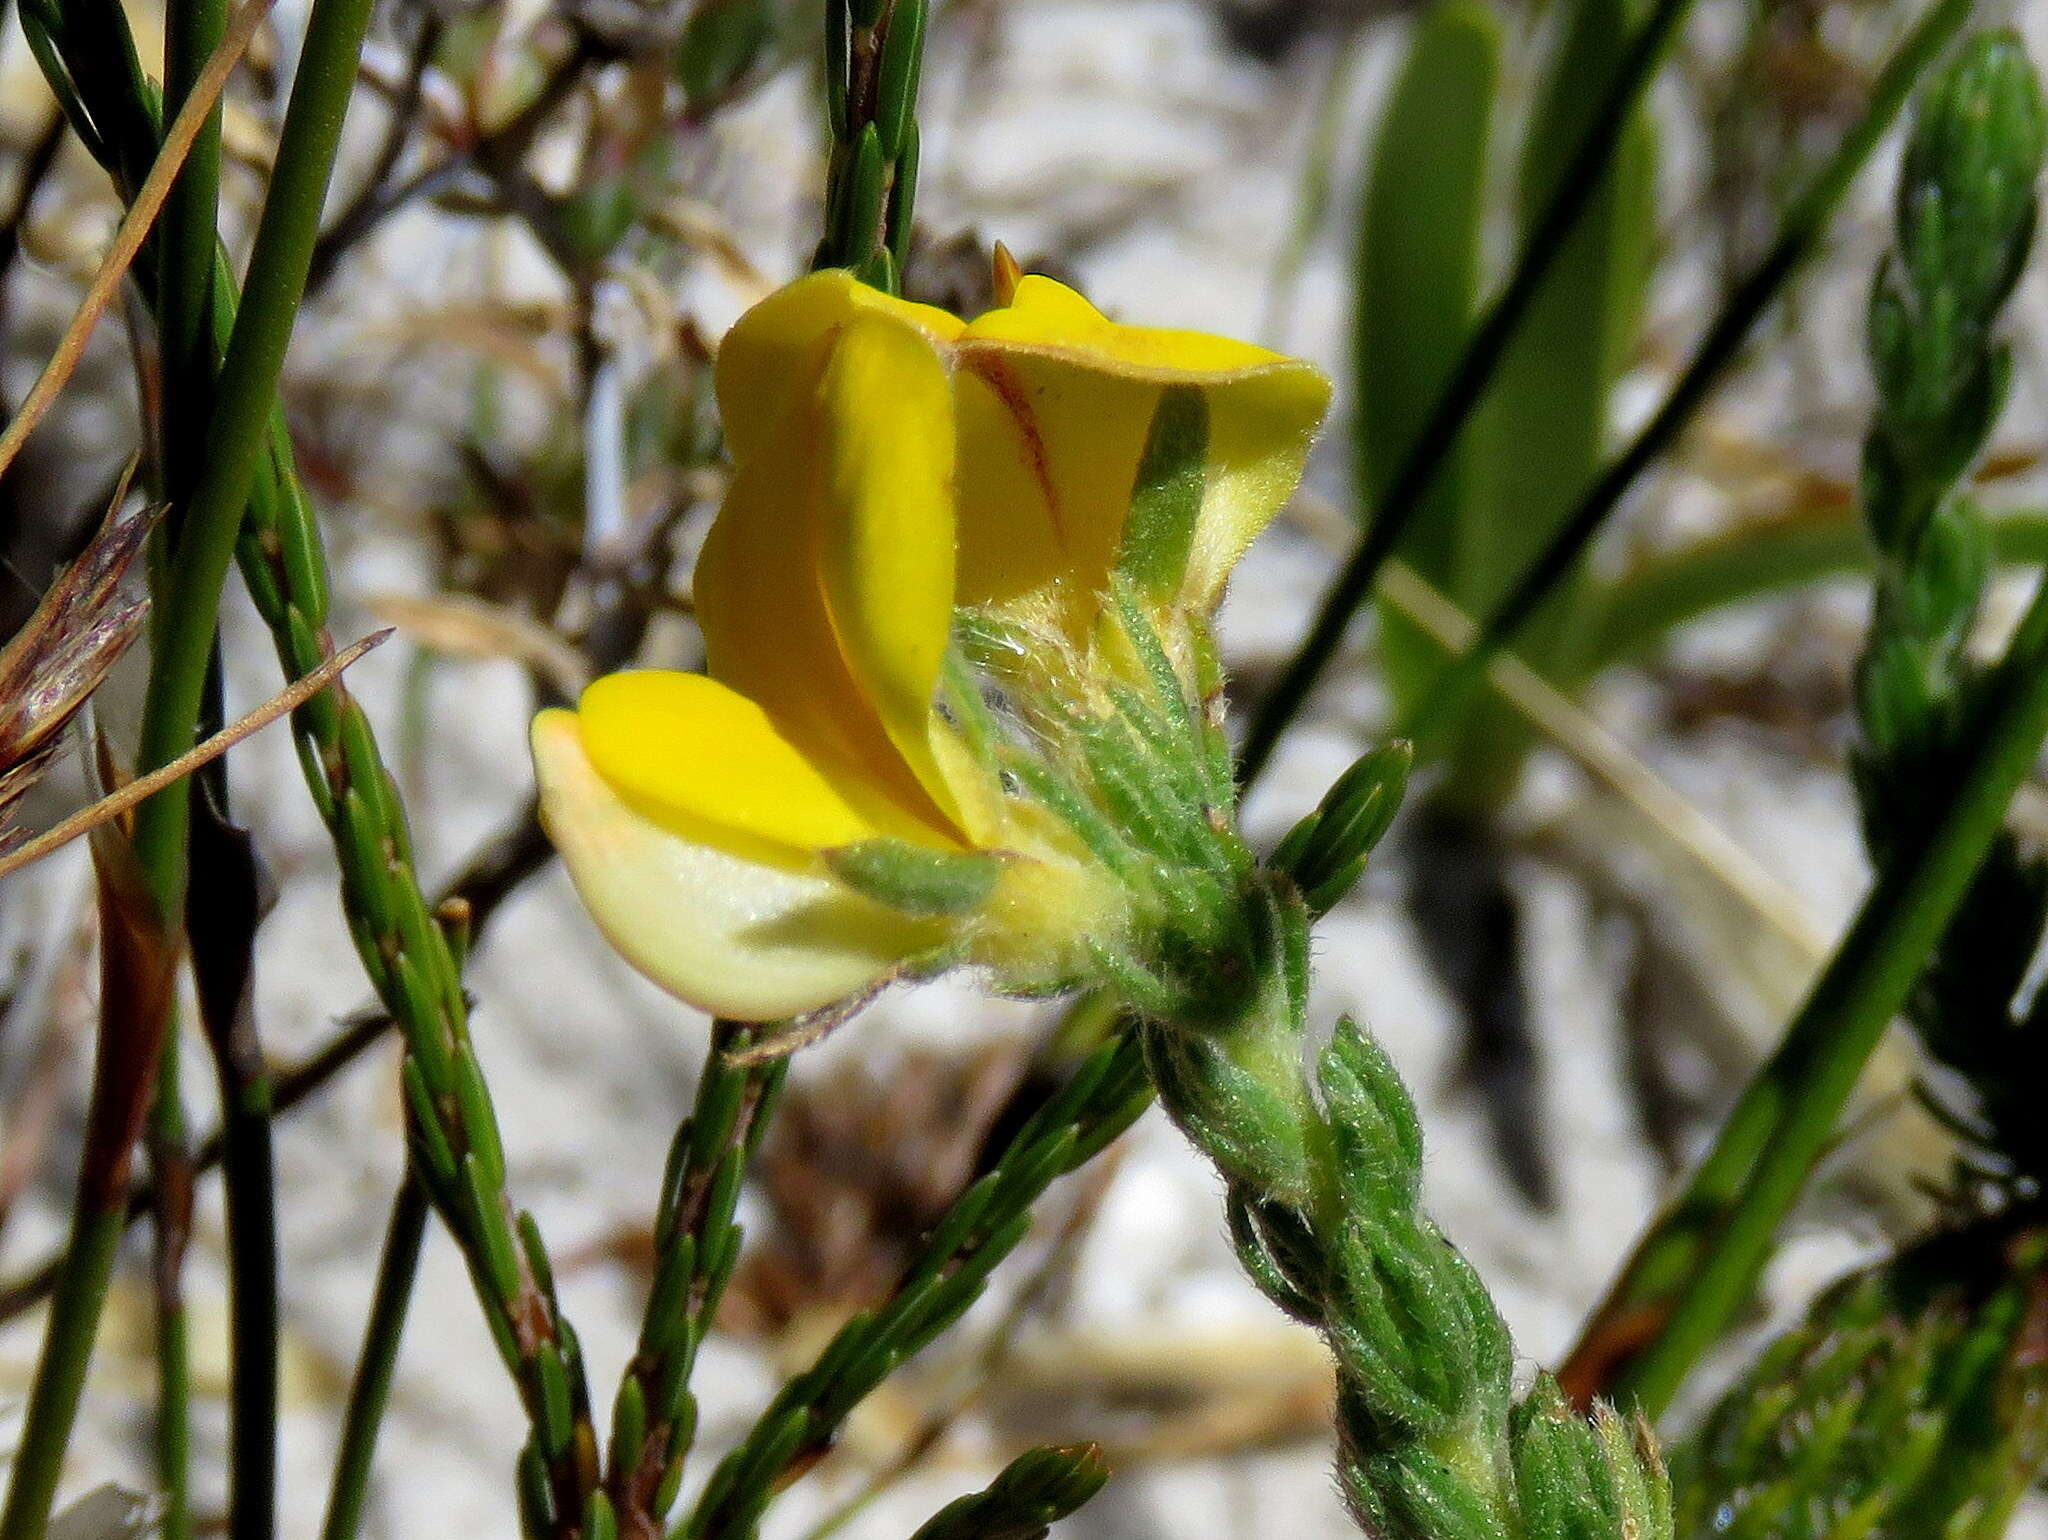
[816,0,928,289]
[186,750,279,1540]
[0,1,375,1525]
[28,0,155,195]
[1232,0,1698,786]
[1574,566,2048,1419]
[1396,0,1967,756]
[147,1059,194,1540]
[0,1211,125,1540]
[321,1174,429,1540]
[1584,508,2048,672]
[218,1067,277,1540]
[128,0,376,908]
[22,6,598,1529]
[0,806,554,1330]
[677,1032,1152,1540]
[156,0,225,536]
[149,0,226,1494]
[608,1024,786,1530]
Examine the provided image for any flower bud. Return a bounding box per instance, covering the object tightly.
[1272,741,1413,916]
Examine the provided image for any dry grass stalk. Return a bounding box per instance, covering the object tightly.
[0,627,391,883]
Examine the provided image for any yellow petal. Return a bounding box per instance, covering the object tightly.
[716,270,963,463]
[956,275,1332,612]
[533,710,945,1021]
[952,354,1155,613]
[812,311,974,836]
[696,323,966,849]
[963,275,1282,374]
[1183,362,1333,608]
[577,670,880,855]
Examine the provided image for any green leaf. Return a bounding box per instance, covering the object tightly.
[1355,0,1499,730]
[674,0,777,112]
[908,1444,1110,1540]
[872,0,926,160]
[1272,739,1412,916]
[1444,0,1657,811]
[1867,30,2047,561]
[1669,1231,2048,1540]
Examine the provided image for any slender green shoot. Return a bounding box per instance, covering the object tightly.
[1395,0,1971,756]
[1234,0,1699,783]
[321,1176,430,1540]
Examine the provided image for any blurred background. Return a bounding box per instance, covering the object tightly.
[3,0,2048,1533]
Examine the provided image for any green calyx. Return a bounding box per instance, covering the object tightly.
[1117,386,1210,604]
[956,589,1272,1026]
[825,839,1005,918]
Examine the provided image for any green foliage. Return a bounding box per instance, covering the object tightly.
[1270,740,1413,916]
[1586,509,2048,673]
[1864,36,2046,561]
[1358,0,1497,723]
[679,1033,1152,1538]
[1510,1384,1669,1540]
[676,0,780,111]
[1854,28,2048,839]
[19,0,2048,1535]
[1560,18,2048,1424]
[1390,0,1974,762]
[1145,882,1673,1540]
[826,840,1007,917]
[1455,0,1656,807]
[4,0,385,1530]
[605,1024,786,1529]
[818,0,926,288]
[1670,1229,2048,1540]
[1847,31,2048,1200]
[1356,0,1656,811]
[15,0,636,1529]
[906,1445,1110,1540]
[1237,0,1696,785]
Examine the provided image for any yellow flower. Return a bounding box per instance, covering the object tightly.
[533,264,1329,1021]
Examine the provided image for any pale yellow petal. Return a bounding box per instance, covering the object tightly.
[577,670,881,855]
[533,710,945,1021]
[1182,363,1333,607]
[716,270,963,462]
